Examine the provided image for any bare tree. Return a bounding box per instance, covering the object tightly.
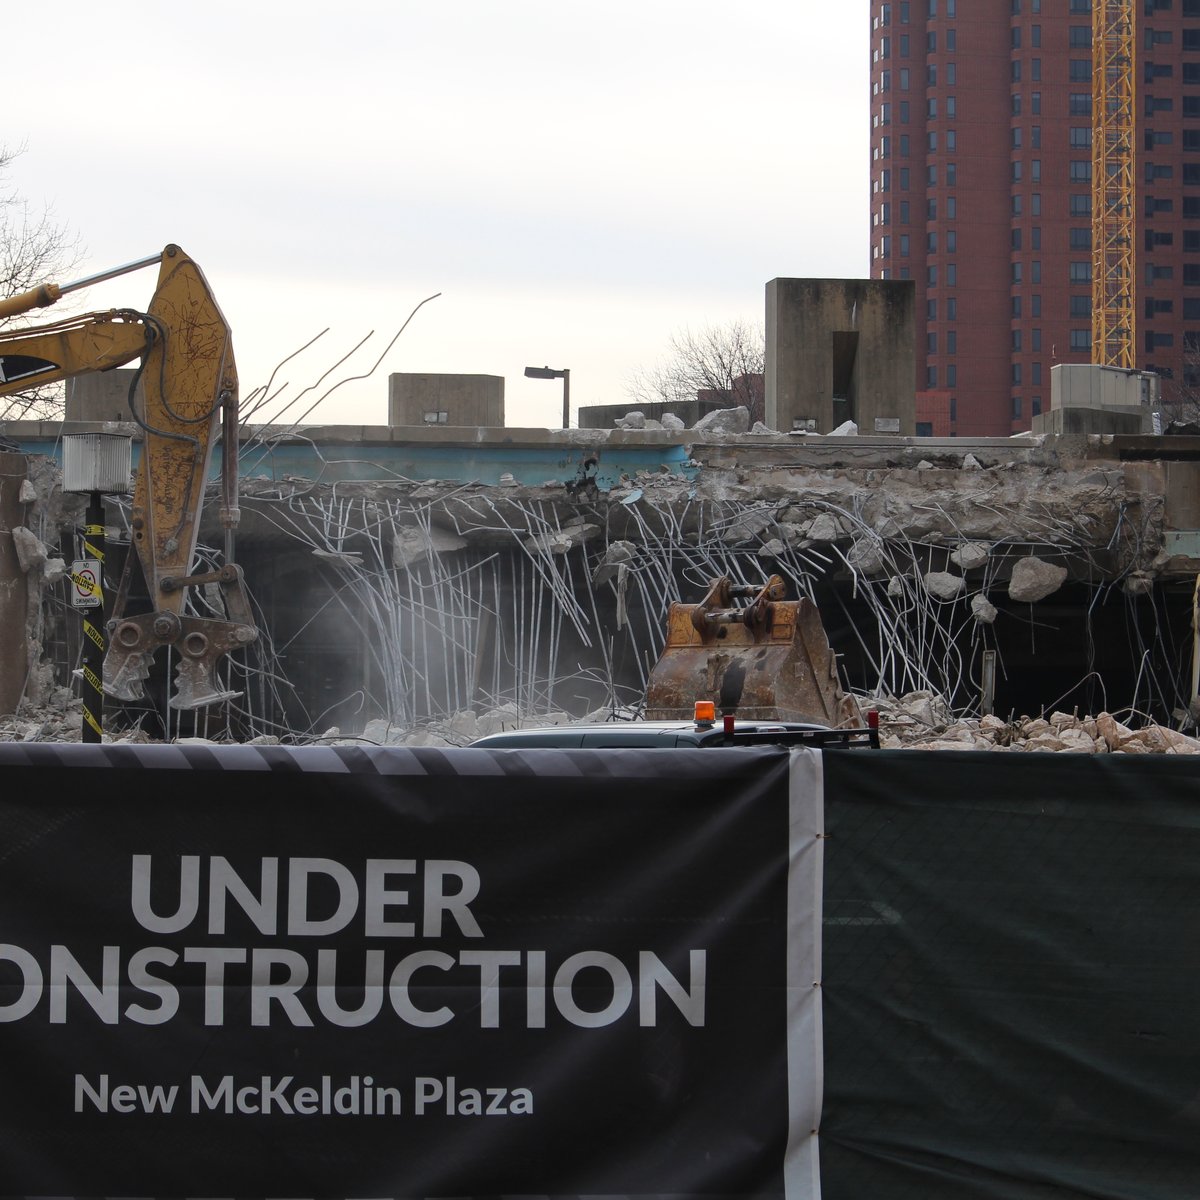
[0,145,82,423]
[626,319,766,424]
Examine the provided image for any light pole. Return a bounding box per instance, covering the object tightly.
[524,365,570,429]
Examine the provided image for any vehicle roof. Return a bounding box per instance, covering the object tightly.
[470,720,832,749]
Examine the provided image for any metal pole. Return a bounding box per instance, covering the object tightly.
[81,494,106,743]
[562,368,570,430]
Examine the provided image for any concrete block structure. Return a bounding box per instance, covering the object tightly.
[1033,364,1161,437]
[766,278,915,435]
[388,373,504,428]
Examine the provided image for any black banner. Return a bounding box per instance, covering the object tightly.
[0,742,817,1200]
[821,750,1200,1200]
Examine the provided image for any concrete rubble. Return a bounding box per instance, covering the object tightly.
[6,689,1198,755]
[871,691,1200,754]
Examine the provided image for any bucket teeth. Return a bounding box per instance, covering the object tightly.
[171,657,242,711]
[102,649,152,702]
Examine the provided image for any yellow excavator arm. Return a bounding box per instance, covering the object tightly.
[0,245,256,710]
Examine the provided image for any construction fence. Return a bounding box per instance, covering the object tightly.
[0,743,1194,1198]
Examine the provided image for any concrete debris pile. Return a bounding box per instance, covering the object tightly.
[872,690,1200,754]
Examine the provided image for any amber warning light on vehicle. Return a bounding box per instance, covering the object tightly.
[693,701,716,728]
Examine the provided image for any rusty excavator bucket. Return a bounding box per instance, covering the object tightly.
[644,575,859,727]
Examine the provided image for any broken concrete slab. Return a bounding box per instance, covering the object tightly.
[1008,556,1069,603]
[951,541,991,571]
[923,571,965,600]
[970,593,998,624]
[693,406,750,435]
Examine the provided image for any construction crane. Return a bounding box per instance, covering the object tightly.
[1092,0,1137,369]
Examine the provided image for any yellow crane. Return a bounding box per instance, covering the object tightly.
[1092,0,1137,368]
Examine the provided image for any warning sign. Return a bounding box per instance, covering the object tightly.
[69,559,101,609]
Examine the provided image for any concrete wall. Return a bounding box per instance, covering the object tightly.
[388,373,504,428]
[766,278,915,435]
[65,370,143,422]
[0,453,29,716]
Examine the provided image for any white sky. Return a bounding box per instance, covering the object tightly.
[6,1,868,429]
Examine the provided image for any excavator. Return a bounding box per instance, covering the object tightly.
[0,245,256,709]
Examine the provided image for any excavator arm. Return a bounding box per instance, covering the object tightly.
[0,244,257,710]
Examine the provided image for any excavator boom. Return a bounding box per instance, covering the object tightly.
[0,244,256,711]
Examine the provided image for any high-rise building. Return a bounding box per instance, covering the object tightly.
[869,1,1200,436]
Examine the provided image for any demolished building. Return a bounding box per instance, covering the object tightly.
[3,415,1200,745]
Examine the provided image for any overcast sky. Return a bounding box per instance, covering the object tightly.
[6,1,868,429]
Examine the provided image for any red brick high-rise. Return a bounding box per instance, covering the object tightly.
[869,1,1200,436]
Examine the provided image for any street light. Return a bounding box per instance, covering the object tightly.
[524,365,570,429]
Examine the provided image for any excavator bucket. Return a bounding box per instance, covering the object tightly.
[644,575,859,727]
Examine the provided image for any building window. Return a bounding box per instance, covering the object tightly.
[1070,330,1092,351]
[1012,160,1023,182]
[1070,194,1091,215]
[946,163,957,185]
[947,364,957,387]
[1032,329,1041,351]
[947,297,957,319]
[1012,127,1023,149]
[927,366,938,387]
[1069,93,1091,115]
[947,197,956,218]
[1032,261,1041,283]
[1069,59,1090,82]
[1031,91,1040,114]
[1012,329,1023,351]
[1070,295,1091,317]
[1070,126,1092,147]
[1012,228,1023,250]
[947,331,956,354]
[1013,194,1023,215]
[1012,363,1023,385]
[423,411,449,424]
[1070,261,1092,282]
[928,265,938,285]
[927,299,937,319]
[1069,160,1091,181]
[1032,294,1041,316]
[1012,262,1023,283]
[947,263,957,285]
[946,230,957,252]
[1012,295,1023,317]
[1012,397,1023,419]
[900,234,910,254]
[1032,159,1041,182]
[1070,228,1091,249]
[927,231,938,252]
[1012,93,1022,116]
[1069,25,1091,47]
